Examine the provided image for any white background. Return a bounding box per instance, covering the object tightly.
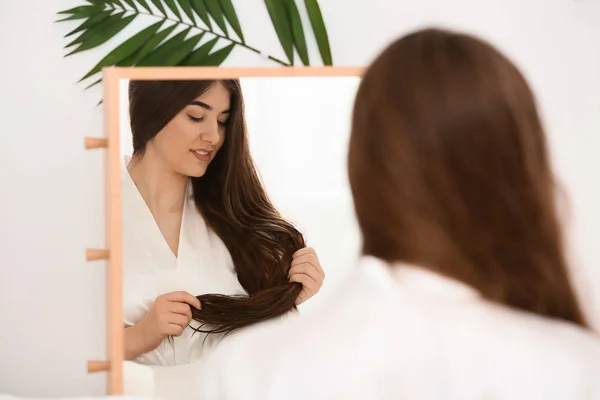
[1,0,600,396]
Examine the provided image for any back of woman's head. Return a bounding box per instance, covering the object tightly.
[349,28,589,327]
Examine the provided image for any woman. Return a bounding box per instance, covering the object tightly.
[122,79,325,365]
[195,28,600,399]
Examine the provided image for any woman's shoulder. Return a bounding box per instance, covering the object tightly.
[195,264,600,399]
[470,303,600,397]
[475,301,600,379]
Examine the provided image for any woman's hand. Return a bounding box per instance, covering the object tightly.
[124,291,201,360]
[288,247,325,305]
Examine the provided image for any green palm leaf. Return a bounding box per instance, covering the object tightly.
[264,0,294,64]
[58,5,98,15]
[177,0,197,25]
[79,20,165,82]
[136,28,204,66]
[88,0,126,8]
[163,0,184,21]
[65,10,125,47]
[149,0,168,16]
[283,0,309,65]
[119,23,178,65]
[134,0,153,13]
[64,9,114,38]
[303,0,332,65]
[199,43,234,65]
[56,5,105,22]
[204,0,228,35]
[57,0,334,99]
[181,37,218,65]
[85,78,102,90]
[218,0,244,43]
[190,0,212,29]
[121,0,138,10]
[66,12,137,56]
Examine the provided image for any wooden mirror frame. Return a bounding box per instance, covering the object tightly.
[85,66,365,395]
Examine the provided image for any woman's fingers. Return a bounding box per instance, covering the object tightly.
[289,272,318,290]
[295,291,308,305]
[166,323,185,337]
[292,247,316,259]
[291,248,324,276]
[288,263,320,284]
[291,253,319,268]
[289,273,318,305]
[289,250,325,305]
[168,312,190,329]
[170,302,193,321]
[164,291,201,310]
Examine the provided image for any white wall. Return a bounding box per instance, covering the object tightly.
[1,0,599,396]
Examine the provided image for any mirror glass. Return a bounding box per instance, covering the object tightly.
[118,76,361,376]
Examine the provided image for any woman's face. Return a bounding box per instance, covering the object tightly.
[147,82,231,177]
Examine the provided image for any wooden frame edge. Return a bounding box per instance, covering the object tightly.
[102,66,365,81]
[104,67,124,395]
[88,360,111,373]
[85,137,109,149]
[86,248,110,261]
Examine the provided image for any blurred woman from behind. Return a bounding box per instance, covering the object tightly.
[196,28,600,399]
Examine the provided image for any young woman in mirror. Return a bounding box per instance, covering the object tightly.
[122,79,325,365]
[197,28,600,398]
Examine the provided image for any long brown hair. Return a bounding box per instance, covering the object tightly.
[128,79,304,334]
[348,28,590,328]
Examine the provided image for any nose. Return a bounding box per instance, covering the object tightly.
[200,118,220,144]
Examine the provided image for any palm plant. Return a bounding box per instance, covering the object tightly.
[56,0,333,90]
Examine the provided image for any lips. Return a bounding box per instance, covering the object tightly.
[190,148,212,162]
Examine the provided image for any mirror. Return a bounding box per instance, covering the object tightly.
[100,67,363,397]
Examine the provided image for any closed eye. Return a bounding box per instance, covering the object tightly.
[188,114,228,127]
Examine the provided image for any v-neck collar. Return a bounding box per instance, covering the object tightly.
[122,156,190,268]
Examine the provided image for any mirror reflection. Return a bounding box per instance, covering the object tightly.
[118,76,361,368]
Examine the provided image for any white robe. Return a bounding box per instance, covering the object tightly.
[122,161,246,366]
[196,256,600,400]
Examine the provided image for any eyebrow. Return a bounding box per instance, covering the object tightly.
[189,100,230,114]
